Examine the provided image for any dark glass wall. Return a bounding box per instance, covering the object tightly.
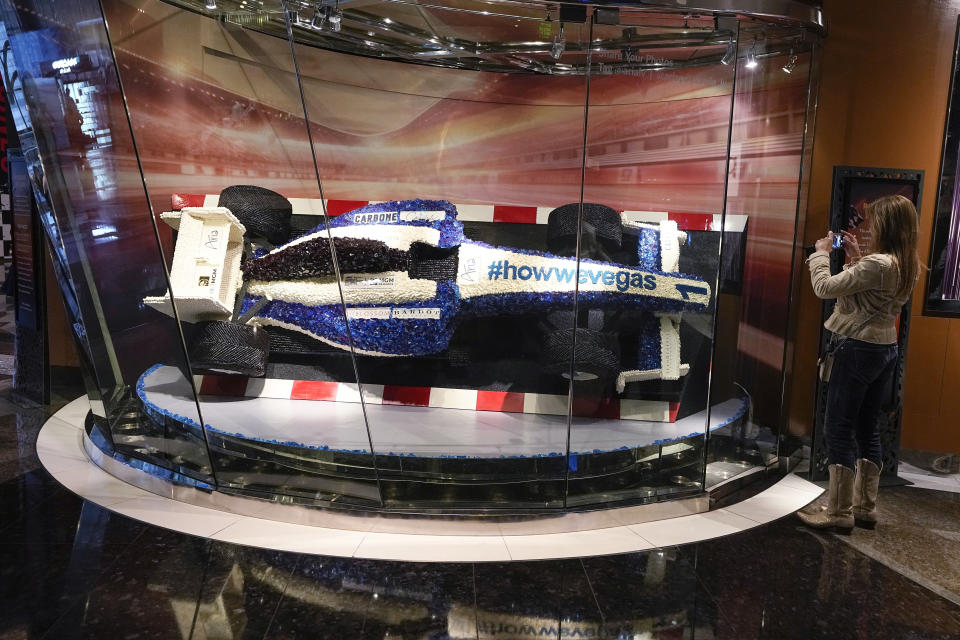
[2,0,823,511]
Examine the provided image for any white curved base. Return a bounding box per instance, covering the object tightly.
[141,365,748,458]
[37,396,824,562]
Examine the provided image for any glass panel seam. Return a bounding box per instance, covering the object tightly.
[280,0,385,506]
[98,0,218,481]
[775,40,822,455]
[562,18,595,510]
[699,18,741,488]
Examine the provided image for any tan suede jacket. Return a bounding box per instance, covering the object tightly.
[806,251,907,344]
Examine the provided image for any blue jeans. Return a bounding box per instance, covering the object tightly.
[824,337,898,470]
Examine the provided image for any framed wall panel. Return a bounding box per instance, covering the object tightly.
[926,16,960,316]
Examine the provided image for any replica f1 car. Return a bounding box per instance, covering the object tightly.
[145,186,711,393]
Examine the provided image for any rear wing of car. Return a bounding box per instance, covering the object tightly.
[143,207,246,323]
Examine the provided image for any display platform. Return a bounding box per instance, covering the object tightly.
[38,396,824,562]
[139,364,749,459]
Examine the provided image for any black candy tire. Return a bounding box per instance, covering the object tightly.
[219,185,293,246]
[541,327,621,382]
[188,320,270,377]
[546,203,623,257]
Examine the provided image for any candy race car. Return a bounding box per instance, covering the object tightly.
[145,187,711,393]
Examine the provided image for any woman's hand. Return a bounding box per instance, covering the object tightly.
[840,230,861,261]
[814,233,833,253]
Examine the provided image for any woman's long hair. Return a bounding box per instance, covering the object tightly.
[868,194,921,300]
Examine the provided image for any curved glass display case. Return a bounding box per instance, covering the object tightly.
[0,0,822,514]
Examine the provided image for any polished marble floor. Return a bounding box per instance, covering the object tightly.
[3,389,960,639]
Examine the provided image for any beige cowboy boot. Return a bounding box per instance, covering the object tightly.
[797,490,828,516]
[853,458,882,529]
[797,464,855,534]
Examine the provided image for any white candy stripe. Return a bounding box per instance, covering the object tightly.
[287,198,327,215]
[711,214,748,232]
[659,315,682,381]
[335,382,364,403]
[616,365,691,394]
[428,387,478,410]
[400,211,446,222]
[455,243,711,306]
[622,211,669,224]
[522,393,569,416]
[266,224,440,256]
[329,224,441,249]
[245,377,294,399]
[659,220,681,273]
[359,384,385,405]
[455,204,494,222]
[621,220,660,231]
[248,271,436,307]
[620,399,673,421]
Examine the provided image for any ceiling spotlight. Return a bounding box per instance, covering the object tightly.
[720,39,735,66]
[551,23,565,60]
[745,39,758,69]
[204,0,217,9]
[782,53,797,74]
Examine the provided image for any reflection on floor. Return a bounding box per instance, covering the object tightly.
[898,460,960,494]
[3,388,960,638]
[836,485,960,608]
[0,289,14,382]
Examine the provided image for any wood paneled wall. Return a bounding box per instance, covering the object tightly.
[790,0,960,453]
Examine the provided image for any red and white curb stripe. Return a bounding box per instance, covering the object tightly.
[171,194,748,232]
[196,375,680,422]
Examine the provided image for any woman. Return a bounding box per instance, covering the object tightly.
[799,194,921,533]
